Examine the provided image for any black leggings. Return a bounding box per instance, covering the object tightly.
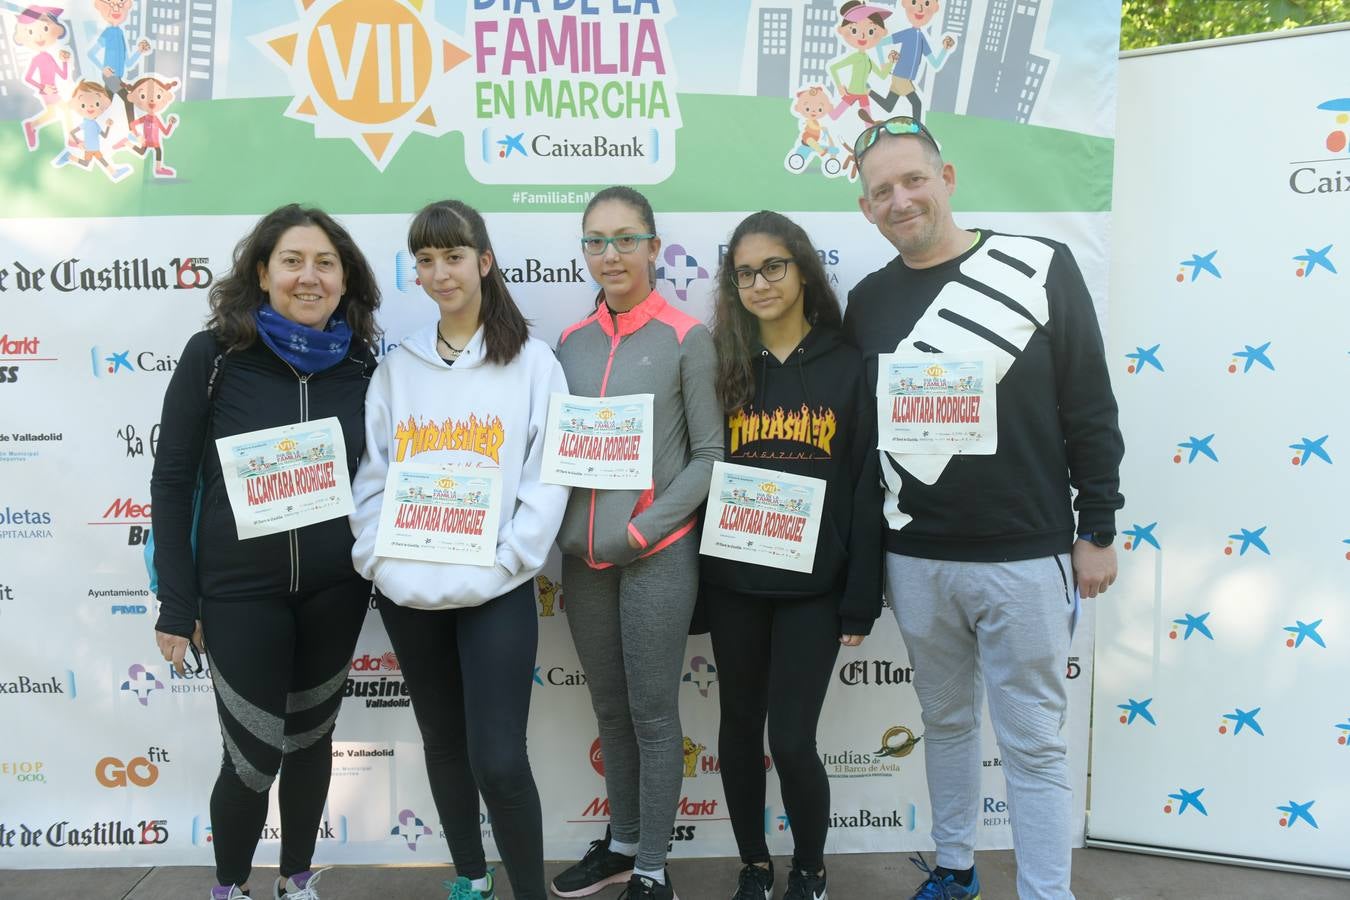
[378,581,545,899]
[202,579,368,886]
[705,586,841,872]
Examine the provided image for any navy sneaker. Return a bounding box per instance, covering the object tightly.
[617,871,677,900]
[784,860,827,900]
[731,861,774,900]
[908,855,981,899]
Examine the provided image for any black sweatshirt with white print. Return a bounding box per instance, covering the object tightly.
[842,230,1124,562]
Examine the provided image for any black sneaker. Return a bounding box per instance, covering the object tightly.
[784,861,827,900]
[617,871,677,900]
[731,861,774,900]
[550,832,635,898]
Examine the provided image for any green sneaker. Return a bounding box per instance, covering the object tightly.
[445,868,495,900]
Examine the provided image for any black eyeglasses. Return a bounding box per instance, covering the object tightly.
[852,116,941,165]
[733,258,794,289]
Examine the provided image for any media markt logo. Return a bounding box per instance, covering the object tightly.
[255,0,471,171]
[1290,98,1350,195]
[391,808,433,850]
[467,1,683,185]
[120,663,164,706]
[0,334,56,387]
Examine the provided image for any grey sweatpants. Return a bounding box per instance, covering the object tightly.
[563,535,699,872]
[887,552,1076,900]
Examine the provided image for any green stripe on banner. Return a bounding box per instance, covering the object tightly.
[0,95,1113,218]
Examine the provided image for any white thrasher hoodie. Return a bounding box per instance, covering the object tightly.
[350,322,570,608]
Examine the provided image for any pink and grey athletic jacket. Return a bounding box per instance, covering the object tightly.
[555,290,722,569]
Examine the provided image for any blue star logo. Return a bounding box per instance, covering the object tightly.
[1117,697,1156,726]
[1289,435,1332,466]
[1283,619,1326,649]
[92,346,134,377]
[1168,787,1208,816]
[1180,251,1221,281]
[1173,612,1213,641]
[1222,707,1264,736]
[1294,244,1336,277]
[1123,522,1160,551]
[1277,800,1318,829]
[1126,344,1163,374]
[497,132,527,158]
[1177,434,1218,463]
[1227,526,1270,556]
[1231,342,1274,373]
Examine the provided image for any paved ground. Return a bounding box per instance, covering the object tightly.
[2,847,1347,899]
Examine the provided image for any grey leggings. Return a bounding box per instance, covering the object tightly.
[562,535,699,872]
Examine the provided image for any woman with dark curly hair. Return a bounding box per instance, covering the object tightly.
[150,203,380,900]
[704,210,881,900]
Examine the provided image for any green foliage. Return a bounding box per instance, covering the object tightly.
[1121,0,1350,50]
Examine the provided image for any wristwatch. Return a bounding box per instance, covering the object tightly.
[1077,531,1115,548]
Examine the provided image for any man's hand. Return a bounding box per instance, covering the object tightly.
[1072,542,1116,599]
[887,49,900,64]
[103,66,115,78]
[943,35,957,50]
[840,634,865,647]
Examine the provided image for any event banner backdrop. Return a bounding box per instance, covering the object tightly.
[1092,27,1350,874]
[0,0,1119,868]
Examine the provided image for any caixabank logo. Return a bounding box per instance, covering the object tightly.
[191,815,348,846]
[0,257,211,293]
[0,671,75,699]
[1289,98,1350,195]
[255,0,471,171]
[90,347,179,378]
[466,2,683,185]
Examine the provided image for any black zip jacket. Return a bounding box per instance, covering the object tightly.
[151,329,374,637]
[842,230,1125,561]
[700,326,883,635]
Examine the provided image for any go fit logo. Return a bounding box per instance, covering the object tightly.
[95,748,169,788]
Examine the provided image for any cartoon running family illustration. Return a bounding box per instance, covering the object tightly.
[9,1,182,182]
[786,0,957,182]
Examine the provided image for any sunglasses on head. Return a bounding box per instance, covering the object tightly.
[852,116,941,165]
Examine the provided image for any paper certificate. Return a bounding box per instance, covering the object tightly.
[373,464,503,566]
[699,462,826,573]
[876,352,998,455]
[215,417,354,540]
[541,392,654,490]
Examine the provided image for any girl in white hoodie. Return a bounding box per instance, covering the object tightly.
[350,200,569,900]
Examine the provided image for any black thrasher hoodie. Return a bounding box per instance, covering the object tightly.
[700,325,883,635]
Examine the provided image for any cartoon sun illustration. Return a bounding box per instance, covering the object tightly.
[255,0,471,170]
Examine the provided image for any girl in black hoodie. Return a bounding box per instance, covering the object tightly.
[705,211,882,900]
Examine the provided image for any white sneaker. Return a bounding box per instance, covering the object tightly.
[210,887,249,900]
[274,867,330,899]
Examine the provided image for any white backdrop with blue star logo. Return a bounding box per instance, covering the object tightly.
[1093,26,1350,874]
